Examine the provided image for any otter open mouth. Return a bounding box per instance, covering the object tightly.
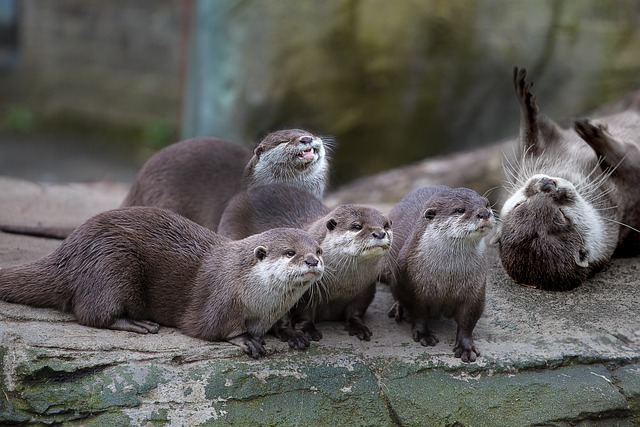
[299,147,318,161]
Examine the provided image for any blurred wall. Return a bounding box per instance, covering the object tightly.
[183,0,640,186]
[0,0,183,134]
[2,1,640,187]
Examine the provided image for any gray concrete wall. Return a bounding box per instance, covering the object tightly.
[3,0,183,130]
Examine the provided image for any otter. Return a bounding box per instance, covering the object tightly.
[385,186,494,363]
[218,183,392,348]
[493,67,640,291]
[124,128,330,230]
[0,129,331,238]
[0,206,324,358]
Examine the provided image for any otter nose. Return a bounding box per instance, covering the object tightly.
[304,256,319,267]
[372,230,386,240]
[539,177,557,193]
[299,136,313,145]
[477,210,492,220]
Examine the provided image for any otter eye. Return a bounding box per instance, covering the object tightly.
[351,223,362,231]
[285,250,296,258]
[424,208,437,220]
[384,221,391,230]
[316,248,323,256]
[455,208,466,214]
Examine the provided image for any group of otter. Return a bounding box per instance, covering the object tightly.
[1,67,639,361]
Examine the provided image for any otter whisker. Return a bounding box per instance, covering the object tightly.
[482,186,500,200]
[603,217,640,235]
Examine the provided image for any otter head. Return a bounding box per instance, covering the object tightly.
[244,129,330,198]
[320,205,392,259]
[251,228,324,290]
[493,174,598,291]
[422,188,494,242]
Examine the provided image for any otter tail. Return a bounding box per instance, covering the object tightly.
[0,258,71,310]
[0,224,74,240]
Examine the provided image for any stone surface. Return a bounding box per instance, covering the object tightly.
[0,175,639,426]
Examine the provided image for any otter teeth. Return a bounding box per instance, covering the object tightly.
[299,147,317,160]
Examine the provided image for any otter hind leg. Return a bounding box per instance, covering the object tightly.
[109,318,160,334]
[514,67,540,155]
[514,67,562,156]
[573,119,638,175]
[387,300,412,323]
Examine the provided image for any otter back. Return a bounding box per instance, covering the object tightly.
[123,137,252,231]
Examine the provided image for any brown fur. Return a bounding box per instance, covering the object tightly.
[494,67,640,291]
[0,206,324,358]
[385,186,494,363]
[219,183,391,348]
[122,137,252,231]
[0,129,331,239]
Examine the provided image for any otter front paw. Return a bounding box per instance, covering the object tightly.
[229,333,267,359]
[413,329,439,347]
[345,317,372,341]
[453,343,480,363]
[301,321,323,341]
[278,327,311,350]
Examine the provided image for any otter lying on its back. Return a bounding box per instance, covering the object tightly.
[494,67,640,291]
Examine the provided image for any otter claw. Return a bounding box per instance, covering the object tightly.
[413,330,439,347]
[301,321,322,341]
[454,345,480,363]
[278,328,311,350]
[345,318,372,341]
[229,333,267,359]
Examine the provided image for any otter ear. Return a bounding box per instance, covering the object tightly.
[326,218,337,231]
[254,246,268,261]
[424,208,437,220]
[575,249,589,268]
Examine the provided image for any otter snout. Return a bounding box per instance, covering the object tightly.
[476,209,492,220]
[372,230,387,240]
[538,177,557,193]
[304,256,320,267]
[475,208,495,234]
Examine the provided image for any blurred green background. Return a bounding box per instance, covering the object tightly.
[1,0,640,187]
